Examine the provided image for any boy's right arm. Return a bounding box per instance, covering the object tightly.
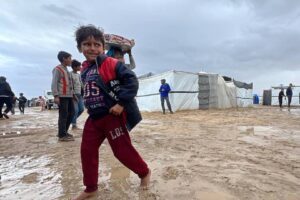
[115,62,139,104]
[51,69,60,105]
[51,69,60,97]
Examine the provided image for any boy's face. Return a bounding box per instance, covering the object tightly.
[79,36,104,62]
[114,51,125,63]
[73,65,81,72]
[63,56,72,66]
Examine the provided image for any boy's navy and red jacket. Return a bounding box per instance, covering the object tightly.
[81,55,142,131]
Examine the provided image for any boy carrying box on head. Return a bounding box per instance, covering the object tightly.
[72,25,150,200]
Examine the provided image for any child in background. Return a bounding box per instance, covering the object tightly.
[70,59,84,129]
[51,51,75,141]
[38,96,45,111]
[17,93,27,114]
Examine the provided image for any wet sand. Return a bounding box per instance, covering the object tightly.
[0,106,299,200]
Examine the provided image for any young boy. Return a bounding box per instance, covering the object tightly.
[70,59,84,129]
[17,93,27,114]
[51,51,75,141]
[73,25,150,200]
[37,96,46,111]
[106,47,136,70]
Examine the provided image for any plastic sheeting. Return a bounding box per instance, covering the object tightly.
[137,71,199,112]
[136,70,253,112]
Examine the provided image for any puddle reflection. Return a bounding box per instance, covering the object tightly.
[0,155,62,199]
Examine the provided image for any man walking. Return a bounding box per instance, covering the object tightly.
[286,83,293,108]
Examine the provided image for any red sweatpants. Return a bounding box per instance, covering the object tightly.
[81,114,149,193]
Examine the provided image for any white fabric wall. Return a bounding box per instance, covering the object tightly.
[236,87,253,107]
[136,70,253,111]
[136,71,199,112]
[214,78,237,108]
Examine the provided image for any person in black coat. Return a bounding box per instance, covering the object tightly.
[286,83,293,107]
[0,76,15,119]
[278,89,285,108]
[17,93,27,114]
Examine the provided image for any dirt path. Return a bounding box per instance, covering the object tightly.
[0,106,299,200]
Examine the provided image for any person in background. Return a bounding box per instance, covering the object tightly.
[37,96,46,111]
[278,89,285,108]
[106,47,136,70]
[0,76,15,119]
[51,51,75,142]
[159,79,173,114]
[70,59,84,129]
[17,93,27,114]
[286,83,293,108]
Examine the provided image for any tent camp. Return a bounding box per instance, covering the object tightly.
[136,70,253,112]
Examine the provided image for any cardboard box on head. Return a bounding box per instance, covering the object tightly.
[104,34,135,52]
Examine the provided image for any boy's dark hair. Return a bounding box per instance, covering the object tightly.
[57,51,71,63]
[75,25,105,50]
[71,59,81,69]
[20,93,23,96]
[0,76,6,81]
[114,47,124,56]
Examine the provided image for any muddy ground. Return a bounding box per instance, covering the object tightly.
[0,106,299,200]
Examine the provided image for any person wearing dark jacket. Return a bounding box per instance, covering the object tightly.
[278,89,285,108]
[0,76,15,119]
[286,83,293,108]
[72,25,150,200]
[17,93,27,114]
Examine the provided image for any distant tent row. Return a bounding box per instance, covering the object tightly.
[136,70,253,112]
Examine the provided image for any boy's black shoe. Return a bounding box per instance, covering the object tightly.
[58,136,74,142]
[3,113,9,119]
[66,133,74,138]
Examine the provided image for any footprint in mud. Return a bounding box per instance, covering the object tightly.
[138,190,159,200]
[162,166,180,180]
[21,172,39,184]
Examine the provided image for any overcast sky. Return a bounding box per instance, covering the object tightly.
[1,0,300,98]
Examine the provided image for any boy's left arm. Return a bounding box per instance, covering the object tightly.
[115,62,139,103]
[109,62,138,115]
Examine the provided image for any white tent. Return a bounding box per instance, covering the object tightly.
[136,70,253,112]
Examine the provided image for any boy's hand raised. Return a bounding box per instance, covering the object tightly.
[109,104,124,116]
